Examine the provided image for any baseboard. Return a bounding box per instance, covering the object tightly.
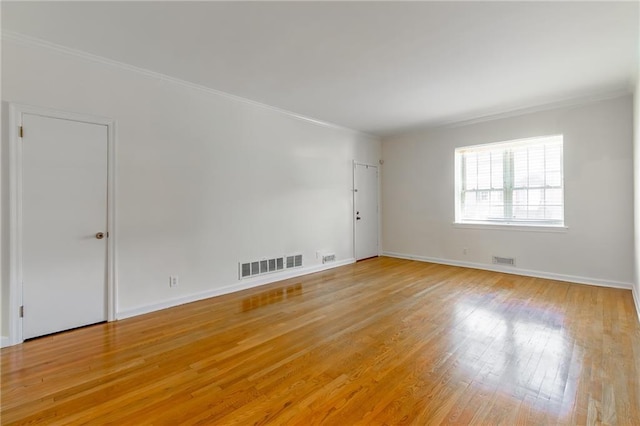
[1,336,10,348]
[633,286,640,324]
[117,258,355,320]
[382,251,633,290]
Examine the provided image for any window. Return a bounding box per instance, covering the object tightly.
[455,135,564,226]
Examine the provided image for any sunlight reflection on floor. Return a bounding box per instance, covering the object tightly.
[454,296,577,419]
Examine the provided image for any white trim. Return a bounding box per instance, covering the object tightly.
[452,223,569,233]
[633,286,640,324]
[8,103,117,346]
[382,251,633,290]
[0,336,9,348]
[2,31,627,140]
[377,162,383,256]
[8,105,21,346]
[437,88,633,130]
[117,258,355,320]
[1,30,375,139]
[352,161,356,260]
[385,89,632,138]
[107,121,118,322]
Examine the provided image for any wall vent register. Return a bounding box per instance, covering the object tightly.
[239,254,302,279]
[492,256,516,266]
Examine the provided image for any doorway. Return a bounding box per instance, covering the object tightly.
[8,104,115,344]
[354,162,379,261]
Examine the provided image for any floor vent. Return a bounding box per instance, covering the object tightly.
[322,253,336,264]
[493,256,516,266]
[239,256,285,279]
[286,254,303,269]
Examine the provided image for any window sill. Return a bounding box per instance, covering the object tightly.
[452,222,568,233]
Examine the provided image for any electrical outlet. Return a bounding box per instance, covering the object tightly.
[169,275,179,287]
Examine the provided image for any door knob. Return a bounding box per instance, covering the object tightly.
[95,232,105,240]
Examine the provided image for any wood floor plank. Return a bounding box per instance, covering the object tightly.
[2,257,639,424]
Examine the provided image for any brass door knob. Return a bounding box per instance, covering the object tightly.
[96,232,105,240]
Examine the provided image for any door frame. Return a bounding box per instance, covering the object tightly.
[352,161,381,261]
[7,103,117,346]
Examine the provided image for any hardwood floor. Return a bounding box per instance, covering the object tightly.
[2,257,639,425]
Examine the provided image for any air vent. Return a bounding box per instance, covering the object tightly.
[241,263,251,278]
[492,256,516,266]
[239,256,286,279]
[286,254,303,269]
[322,253,336,264]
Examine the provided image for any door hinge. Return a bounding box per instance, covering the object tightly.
[19,126,24,138]
[19,306,24,318]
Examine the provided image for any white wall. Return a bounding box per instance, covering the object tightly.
[383,95,634,288]
[0,38,380,338]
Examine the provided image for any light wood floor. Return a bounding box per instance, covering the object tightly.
[2,257,640,425]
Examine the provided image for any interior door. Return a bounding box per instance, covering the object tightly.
[354,163,379,260]
[22,113,108,339]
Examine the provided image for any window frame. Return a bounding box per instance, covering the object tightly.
[454,135,565,228]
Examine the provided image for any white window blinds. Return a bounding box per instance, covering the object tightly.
[455,135,564,226]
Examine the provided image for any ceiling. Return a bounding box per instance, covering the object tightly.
[2,1,638,136]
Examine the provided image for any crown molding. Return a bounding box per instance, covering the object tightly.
[386,86,633,139]
[1,30,378,140]
[439,87,634,129]
[3,29,631,140]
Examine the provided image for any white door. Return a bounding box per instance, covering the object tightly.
[354,163,379,260]
[22,113,108,339]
